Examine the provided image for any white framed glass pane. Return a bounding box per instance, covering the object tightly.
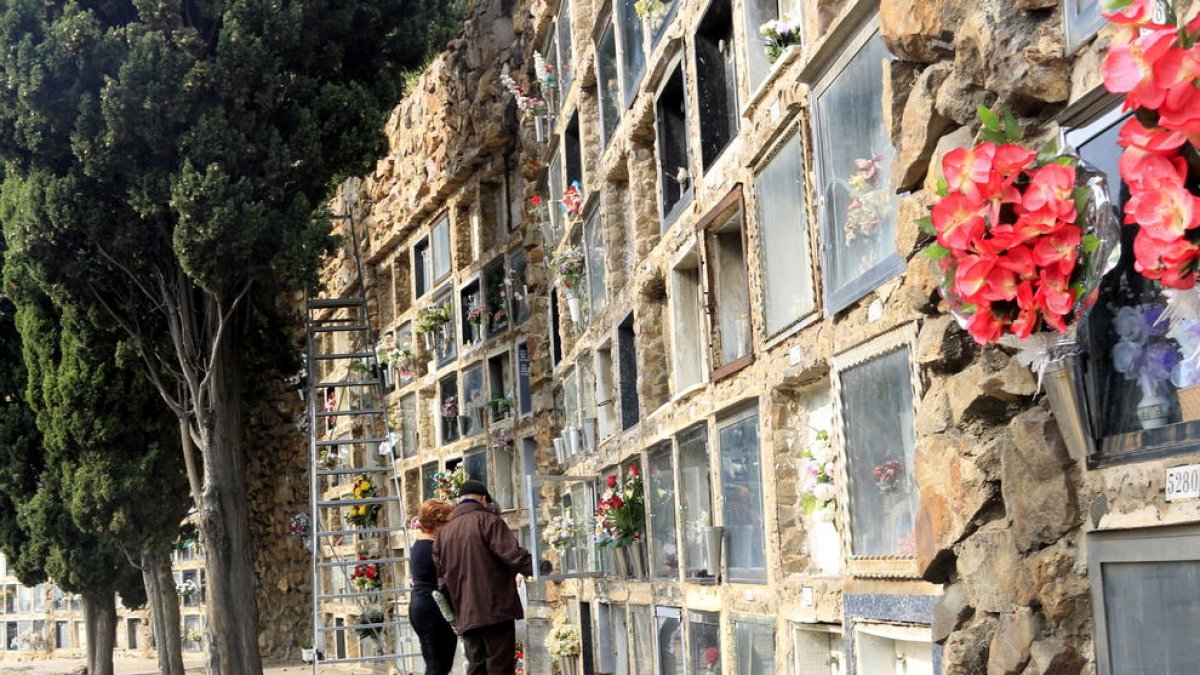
[421,461,439,501]
[563,370,580,438]
[719,410,766,581]
[557,0,574,91]
[734,619,776,675]
[598,21,621,148]
[630,605,654,674]
[812,25,901,314]
[492,443,518,511]
[399,394,417,458]
[688,611,721,675]
[648,443,680,579]
[793,627,845,675]
[710,215,751,365]
[464,448,488,484]
[678,426,714,580]
[616,0,646,106]
[577,353,596,433]
[756,131,814,334]
[462,365,485,436]
[695,0,739,170]
[527,474,598,578]
[549,151,564,235]
[431,216,451,281]
[839,346,918,556]
[649,0,681,46]
[744,0,779,90]
[585,210,607,318]
[670,256,705,389]
[1064,0,1104,54]
[854,630,932,675]
[655,610,685,675]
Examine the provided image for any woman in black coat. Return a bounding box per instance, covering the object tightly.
[409,498,458,675]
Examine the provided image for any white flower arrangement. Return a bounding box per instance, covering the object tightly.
[176,579,199,597]
[546,618,581,659]
[543,509,583,550]
[759,16,801,62]
[799,429,837,511]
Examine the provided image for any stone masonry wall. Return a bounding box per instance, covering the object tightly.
[312,0,1200,672]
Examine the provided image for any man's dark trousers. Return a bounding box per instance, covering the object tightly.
[461,620,516,675]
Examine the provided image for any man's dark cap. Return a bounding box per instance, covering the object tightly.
[460,480,491,499]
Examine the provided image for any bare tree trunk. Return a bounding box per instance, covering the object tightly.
[83,593,117,675]
[197,338,264,675]
[142,552,185,675]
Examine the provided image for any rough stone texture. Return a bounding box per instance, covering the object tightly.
[1028,637,1087,675]
[933,582,975,643]
[945,350,1037,423]
[955,523,1029,613]
[915,432,997,577]
[942,615,997,675]
[1003,408,1081,553]
[988,608,1043,675]
[953,0,1071,106]
[917,315,975,374]
[893,63,955,190]
[880,0,959,62]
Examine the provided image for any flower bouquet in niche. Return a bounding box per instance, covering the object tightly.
[346,476,381,527]
[355,606,387,643]
[593,466,645,548]
[798,430,837,512]
[1111,304,1182,428]
[544,508,584,551]
[350,556,382,591]
[288,513,311,545]
[546,619,582,665]
[561,181,585,219]
[551,246,586,324]
[923,106,1119,348]
[432,465,468,501]
[873,458,905,495]
[176,579,198,598]
[760,17,801,62]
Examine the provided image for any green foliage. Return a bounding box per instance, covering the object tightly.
[976,105,1023,145]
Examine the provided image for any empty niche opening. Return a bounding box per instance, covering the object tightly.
[655,66,692,225]
[695,0,739,170]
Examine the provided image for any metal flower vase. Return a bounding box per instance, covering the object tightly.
[703,526,725,578]
[1042,351,1096,462]
[553,437,566,463]
[582,417,598,453]
[567,426,582,456]
[558,656,579,675]
[610,545,629,577]
[622,541,646,578]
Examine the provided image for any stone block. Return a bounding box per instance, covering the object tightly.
[945,351,1036,423]
[933,582,975,643]
[1028,637,1086,675]
[917,315,975,374]
[942,615,996,675]
[883,61,920,150]
[915,433,997,578]
[953,0,1070,105]
[895,192,933,260]
[988,608,1043,675]
[955,523,1029,613]
[880,0,958,62]
[936,68,996,127]
[915,379,951,436]
[1002,408,1079,553]
[893,63,955,191]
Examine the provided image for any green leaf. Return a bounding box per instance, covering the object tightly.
[1082,234,1101,253]
[917,215,936,236]
[1037,139,1061,165]
[977,105,1001,133]
[1054,157,1075,167]
[959,303,978,315]
[1101,0,1134,11]
[923,244,952,260]
[978,129,1007,144]
[1073,186,1091,217]
[1003,110,1023,143]
[935,175,949,197]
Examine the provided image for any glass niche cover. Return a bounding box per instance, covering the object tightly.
[525,473,599,580]
[833,326,920,563]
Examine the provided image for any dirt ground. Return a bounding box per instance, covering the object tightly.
[0,657,310,674]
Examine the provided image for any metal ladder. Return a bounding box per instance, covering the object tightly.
[305,214,417,673]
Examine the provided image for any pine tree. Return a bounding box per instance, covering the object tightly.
[0,2,465,672]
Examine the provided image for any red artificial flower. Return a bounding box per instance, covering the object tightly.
[1034,267,1075,331]
[1101,27,1175,110]
[1128,177,1198,241]
[1133,230,1200,289]
[941,143,995,196]
[989,144,1038,194]
[530,195,542,206]
[1031,226,1082,277]
[1022,163,1077,222]
[606,475,618,488]
[1118,117,1188,154]
[1101,0,1156,25]
[628,465,639,477]
[932,191,987,251]
[609,495,624,509]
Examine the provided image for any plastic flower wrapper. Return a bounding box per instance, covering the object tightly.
[923,107,1120,381]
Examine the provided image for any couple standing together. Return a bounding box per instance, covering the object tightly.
[410,480,550,674]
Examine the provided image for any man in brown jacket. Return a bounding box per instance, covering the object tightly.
[433,480,548,674]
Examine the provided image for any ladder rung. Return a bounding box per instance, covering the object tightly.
[315,380,379,388]
[318,620,403,633]
[313,352,376,361]
[320,408,386,417]
[316,437,390,447]
[316,527,404,538]
[308,298,366,309]
[317,496,400,508]
[319,587,410,600]
[321,654,404,664]
[310,324,370,333]
[316,467,393,476]
[318,556,407,568]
